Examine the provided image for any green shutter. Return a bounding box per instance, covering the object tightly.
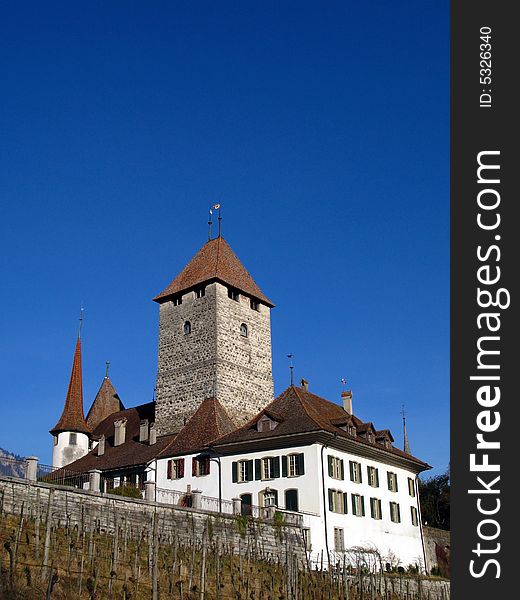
[298,453,305,475]
[395,477,399,492]
[343,492,349,514]
[328,456,333,477]
[376,469,379,487]
[273,456,281,478]
[349,461,354,482]
[361,496,365,516]
[255,459,262,480]
[359,464,362,484]
[351,495,356,514]
[232,461,238,483]
[328,489,334,512]
[281,455,288,477]
[397,504,401,523]
[246,460,253,482]
[340,460,345,480]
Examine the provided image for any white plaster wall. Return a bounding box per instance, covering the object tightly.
[51,431,89,469]
[152,442,425,570]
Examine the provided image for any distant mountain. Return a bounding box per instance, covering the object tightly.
[0,447,26,478]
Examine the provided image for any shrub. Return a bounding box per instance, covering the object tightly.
[109,484,143,498]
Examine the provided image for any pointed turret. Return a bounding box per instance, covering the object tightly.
[86,371,125,432]
[402,405,411,454]
[50,336,90,436]
[50,334,91,469]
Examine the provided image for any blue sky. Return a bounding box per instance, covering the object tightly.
[0,1,449,475]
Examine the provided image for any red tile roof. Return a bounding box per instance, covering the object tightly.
[153,236,274,306]
[50,337,90,436]
[59,402,174,474]
[158,397,236,458]
[214,386,430,469]
[86,377,125,431]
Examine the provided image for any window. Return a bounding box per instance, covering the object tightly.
[351,494,365,517]
[261,489,278,507]
[349,461,362,483]
[334,528,345,552]
[370,497,382,520]
[69,433,77,446]
[172,296,182,306]
[183,321,192,335]
[255,456,280,480]
[250,299,260,311]
[328,456,344,480]
[282,453,305,477]
[408,477,416,497]
[195,286,205,298]
[390,501,401,523]
[228,287,240,301]
[328,489,348,514]
[167,458,185,480]
[411,506,419,526]
[285,489,299,512]
[53,435,58,446]
[367,466,379,487]
[192,455,210,477]
[387,471,398,492]
[240,323,248,337]
[257,415,277,432]
[232,459,253,483]
[240,493,253,516]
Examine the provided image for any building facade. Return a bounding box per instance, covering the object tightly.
[49,231,431,569]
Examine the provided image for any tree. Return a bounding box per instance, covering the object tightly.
[418,465,450,530]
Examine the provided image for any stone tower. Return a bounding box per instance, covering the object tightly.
[153,236,274,436]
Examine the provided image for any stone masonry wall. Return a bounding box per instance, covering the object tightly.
[0,476,305,564]
[155,281,274,436]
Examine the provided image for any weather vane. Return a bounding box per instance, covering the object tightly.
[287,354,295,386]
[208,203,222,240]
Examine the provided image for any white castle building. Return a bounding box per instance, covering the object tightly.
[50,230,430,569]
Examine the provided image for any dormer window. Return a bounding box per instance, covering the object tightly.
[257,415,277,432]
[183,321,192,335]
[69,432,77,446]
[250,299,259,311]
[195,287,205,299]
[172,296,183,307]
[349,426,356,436]
[240,323,248,337]
[228,288,240,301]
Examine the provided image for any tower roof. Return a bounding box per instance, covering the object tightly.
[50,337,90,436]
[86,376,125,431]
[153,236,274,307]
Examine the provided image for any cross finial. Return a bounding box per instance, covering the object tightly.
[341,377,347,391]
[287,354,294,386]
[78,305,84,338]
[105,361,110,378]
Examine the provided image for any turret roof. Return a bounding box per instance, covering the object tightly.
[86,376,125,431]
[153,236,274,306]
[50,337,90,436]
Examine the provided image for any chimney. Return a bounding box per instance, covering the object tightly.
[300,378,309,391]
[342,390,353,414]
[114,418,127,446]
[97,435,105,456]
[149,422,157,445]
[139,419,149,442]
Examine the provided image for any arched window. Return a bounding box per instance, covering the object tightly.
[183,321,191,335]
[240,323,248,337]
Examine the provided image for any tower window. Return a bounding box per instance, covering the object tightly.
[183,321,192,335]
[172,296,183,307]
[250,299,259,311]
[240,323,248,337]
[53,435,58,446]
[69,432,77,446]
[195,286,205,298]
[228,287,240,301]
